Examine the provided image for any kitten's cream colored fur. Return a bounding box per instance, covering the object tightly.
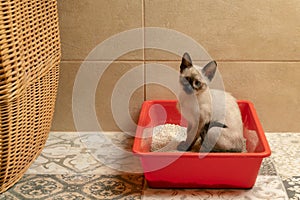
[177,53,245,152]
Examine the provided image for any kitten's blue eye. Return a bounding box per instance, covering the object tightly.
[194,80,202,88]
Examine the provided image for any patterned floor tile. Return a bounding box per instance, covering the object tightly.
[84,175,143,199]
[142,176,288,200]
[3,175,64,200]
[0,193,19,200]
[259,157,278,176]
[6,132,293,199]
[266,133,300,178]
[2,174,144,200]
[29,132,284,176]
[282,176,300,200]
[45,192,86,200]
[27,132,142,175]
[80,132,142,174]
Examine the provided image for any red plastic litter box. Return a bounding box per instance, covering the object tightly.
[133,100,271,189]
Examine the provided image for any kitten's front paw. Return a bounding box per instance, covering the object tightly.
[177,141,190,151]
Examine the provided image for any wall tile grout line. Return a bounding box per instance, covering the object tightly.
[60,59,300,63]
[142,0,147,101]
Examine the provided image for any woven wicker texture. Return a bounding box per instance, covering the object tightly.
[0,0,60,193]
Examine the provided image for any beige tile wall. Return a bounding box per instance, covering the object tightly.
[52,0,300,132]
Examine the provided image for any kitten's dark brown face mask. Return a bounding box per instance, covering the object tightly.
[180,75,205,94]
[179,52,217,95]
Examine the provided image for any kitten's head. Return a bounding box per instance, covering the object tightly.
[179,52,217,95]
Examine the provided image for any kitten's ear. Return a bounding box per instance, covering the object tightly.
[202,60,217,81]
[180,52,193,73]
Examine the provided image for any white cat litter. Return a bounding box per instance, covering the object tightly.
[150,124,249,152]
[150,124,187,152]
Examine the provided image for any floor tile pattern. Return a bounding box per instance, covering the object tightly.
[0,174,143,200]
[0,132,298,199]
[266,133,300,200]
[266,133,300,178]
[282,176,300,200]
[26,132,142,175]
[143,176,287,200]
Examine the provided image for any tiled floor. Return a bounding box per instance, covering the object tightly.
[267,133,300,200]
[0,132,299,199]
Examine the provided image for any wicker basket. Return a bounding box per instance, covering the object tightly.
[0,0,60,192]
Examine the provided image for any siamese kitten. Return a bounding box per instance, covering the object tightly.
[177,52,245,152]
